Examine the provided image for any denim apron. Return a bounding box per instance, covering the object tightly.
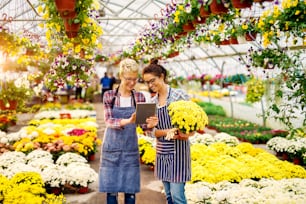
[99,106,140,193]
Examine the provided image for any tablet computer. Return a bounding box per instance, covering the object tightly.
[135,102,156,124]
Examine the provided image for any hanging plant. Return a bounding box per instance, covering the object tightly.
[44,54,95,91]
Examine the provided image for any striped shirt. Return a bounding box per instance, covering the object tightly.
[152,86,191,183]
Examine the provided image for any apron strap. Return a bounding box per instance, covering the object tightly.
[111,86,137,109]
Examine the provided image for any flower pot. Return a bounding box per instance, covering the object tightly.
[229,37,239,44]
[210,0,228,15]
[60,10,77,19]
[231,0,252,9]
[66,31,78,38]
[245,32,257,41]
[182,23,195,32]
[78,186,89,194]
[51,187,62,195]
[219,39,230,45]
[60,113,71,119]
[46,186,62,195]
[293,157,302,165]
[175,31,188,40]
[88,153,95,161]
[26,48,35,55]
[0,100,17,110]
[192,17,206,25]
[168,51,179,58]
[199,5,210,17]
[282,152,289,161]
[55,0,76,13]
[64,19,80,32]
[275,151,282,157]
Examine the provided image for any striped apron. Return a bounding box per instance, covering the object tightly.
[154,105,191,183]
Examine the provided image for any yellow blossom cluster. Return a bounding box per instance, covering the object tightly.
[0,172,65,204]
[168,100,208,133]
[245,77,265,103]
[190,143,306,183]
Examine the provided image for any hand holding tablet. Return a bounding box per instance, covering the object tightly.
[135,102,156,124]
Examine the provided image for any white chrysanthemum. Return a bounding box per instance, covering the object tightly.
[65,163,98,187]
[56,152,88,166]
[41,164,66,187]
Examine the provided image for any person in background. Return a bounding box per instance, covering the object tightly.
[100,72,111,102]
[75,85,82,100]
[109,72,117,90]
[99,58,158,204]
[142,59,194,204]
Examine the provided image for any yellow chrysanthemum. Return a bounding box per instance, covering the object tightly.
[168,100,208,133]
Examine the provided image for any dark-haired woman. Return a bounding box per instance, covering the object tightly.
[142,60,194,204]
[99,58,158,204]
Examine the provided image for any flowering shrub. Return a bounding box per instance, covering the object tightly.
[168,100,208,133]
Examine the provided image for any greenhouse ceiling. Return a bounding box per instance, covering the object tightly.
[0,0,304,77]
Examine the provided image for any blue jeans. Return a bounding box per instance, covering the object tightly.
[106,193,135,204]
[162,181,187,204]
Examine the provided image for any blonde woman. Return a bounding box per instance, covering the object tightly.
[99,58,158,204]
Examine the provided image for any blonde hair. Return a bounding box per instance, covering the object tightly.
[119,58,139,75]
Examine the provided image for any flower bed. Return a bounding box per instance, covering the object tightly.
[0,172,65,203]
[207,115,288,144]
[0,151,98,197]
[138,132,306,202]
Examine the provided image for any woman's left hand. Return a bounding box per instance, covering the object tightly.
[146,116,158,129]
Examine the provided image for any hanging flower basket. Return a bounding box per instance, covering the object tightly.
[210,0,228,15]
[66,31,78,38]
[0,100,17,110]
[220,39,230,45]
[55,0,76,13]
[182,22,195,32]
[60,10,77,19]
[64,19,80,32]
[231,0,253,9]
[168,51,180,58]
[199,5,210,17]
[229,37,239,44]
[245,32,257,41]
[192,17,206,25]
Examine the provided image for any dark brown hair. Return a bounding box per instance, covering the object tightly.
[142,59,167,82]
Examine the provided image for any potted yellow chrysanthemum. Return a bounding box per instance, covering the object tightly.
[168,100,209,136]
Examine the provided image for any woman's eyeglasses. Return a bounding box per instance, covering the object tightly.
[144,77,156,85]
[122,76,138,83]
